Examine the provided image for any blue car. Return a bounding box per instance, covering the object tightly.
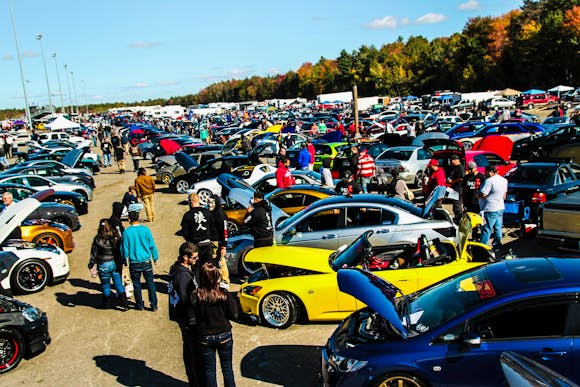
[322,258,580,386]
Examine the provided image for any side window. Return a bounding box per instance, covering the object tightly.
[473,155,489,167]
[302,194,320,206]
[296,209,340,232]
[271,193,304,209]
[569,164,580,179]
[24,176,47,187]
[35,169,49,176]
[485,154,503,166]
[471,300,570,340]
[417,149,430,160]
[559,167,573,183]
[346,207,382,228]
[211,161,223,171]
[381,209,396,225]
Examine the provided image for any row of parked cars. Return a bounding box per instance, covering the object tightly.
[0,133,98,373]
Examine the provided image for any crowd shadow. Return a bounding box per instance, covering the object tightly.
[240,345,322,386]
[68,278,101,291]
[94,355,187,387]
[55,291,102,308]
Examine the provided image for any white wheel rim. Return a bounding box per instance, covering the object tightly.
[262,294,290,327]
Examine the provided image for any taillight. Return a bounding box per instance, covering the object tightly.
[531,192,546,203]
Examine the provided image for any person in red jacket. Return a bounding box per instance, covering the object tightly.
[423,159,446,198]
[306,139,316,171]
[276,157,295,188]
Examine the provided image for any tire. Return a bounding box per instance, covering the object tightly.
[226,220,239,236]
[161,172,173,185]
[144,152,154,160]
[32,232,64,249]
[197,189,213,205]
[260,292,299,329]
[413,171,423,188]
[175,179,190,194]
[492,105,498,110]
[241,170,251,178]
[0,328,24,374]
[11,259,50,294]
[527,103,534,110]
[374,373,427,387]
[461,141,473,150]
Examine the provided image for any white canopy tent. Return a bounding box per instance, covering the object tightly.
[548,85,574,97]
[44,115,80,131]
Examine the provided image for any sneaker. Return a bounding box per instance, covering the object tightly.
[150,305,158,312]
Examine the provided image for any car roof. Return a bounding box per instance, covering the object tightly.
[305,194,421,217]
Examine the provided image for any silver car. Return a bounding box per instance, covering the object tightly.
[375,146,432,187]
[155,151,221,184]
[226,186,457,274]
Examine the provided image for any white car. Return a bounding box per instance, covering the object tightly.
[0,190,70,294]
[188,164,276,204]
[485,97,516,110]
[375,146,432,187]
[37,131,85,145]
[0,174,93,201]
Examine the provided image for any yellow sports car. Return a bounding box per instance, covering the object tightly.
[17,219,75,253]
[239,212,494,328]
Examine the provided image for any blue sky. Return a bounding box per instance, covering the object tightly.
[0,0,522,110]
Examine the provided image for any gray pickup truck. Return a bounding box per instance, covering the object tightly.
[537,191,580,252]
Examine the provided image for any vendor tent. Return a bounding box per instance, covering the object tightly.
[45,115,80,130]
[548,85,573,93]
[522,89,545,95]
[496,88,521,97]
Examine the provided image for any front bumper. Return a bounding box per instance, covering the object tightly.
[24,315,51,356]
[238,292,260,318]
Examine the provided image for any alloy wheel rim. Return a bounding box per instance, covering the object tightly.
[377,376,422,387]
[17,262,47,292]
[176,181,189,193]
[262,294,290,327]
[0,335,18,369]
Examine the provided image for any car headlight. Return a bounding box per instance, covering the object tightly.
[22,307,42,322]
[328,354,367,373]
[242,285,262,296]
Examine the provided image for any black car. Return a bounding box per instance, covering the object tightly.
[505,161,580,223]
[512,123,580,160]
[3,165,95,189]
[0,183,88,215]
[0,295,50,373]
[169,153,251,193]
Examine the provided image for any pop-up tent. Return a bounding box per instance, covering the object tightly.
[521,89,545,95]
[547,85,574,97]
[45,115,80,130]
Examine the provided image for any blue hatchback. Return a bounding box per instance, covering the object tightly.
[322,258,580,386]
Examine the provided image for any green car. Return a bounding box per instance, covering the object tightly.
[313,142,350,171]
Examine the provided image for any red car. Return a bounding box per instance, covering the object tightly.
[516,93,559,110]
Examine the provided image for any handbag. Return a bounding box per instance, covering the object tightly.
[121,265,133,297]
[404,186,414,201]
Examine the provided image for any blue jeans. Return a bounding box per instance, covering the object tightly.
[199,330,235,387]
[98,260,125,297]
[360,177,371,193]
[103,153,111,166]
[129,261,157,309]
[480,210,504,251]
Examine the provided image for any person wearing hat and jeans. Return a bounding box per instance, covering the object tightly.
[479,165,508,252]
[447,155,465,224]
[122,205,159,311]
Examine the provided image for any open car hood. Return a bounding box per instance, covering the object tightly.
[61,148,84,168]
[227,188,289,226]
[412,132,450,147]
[422,186,459,218]
[472,136,513,161]
[244,246,334,273]
[338,268,409,339]
[456,212,484,258]
[0,189,53,244]
[217,173,255,195]
[174,151,199,172]
[329,230,373,271]
[422,138,464,154]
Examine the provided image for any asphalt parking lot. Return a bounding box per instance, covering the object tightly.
[3,161,576,387]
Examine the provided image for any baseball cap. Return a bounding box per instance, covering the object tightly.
[428,159,439,167]
[128,203,144,213]
[451,155,460,161]
[467,161,477,169]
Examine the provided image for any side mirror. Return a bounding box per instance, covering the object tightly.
[460,332,481,351]
[287,227,297,236]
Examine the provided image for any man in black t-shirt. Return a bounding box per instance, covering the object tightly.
[335,170,362,197]
[462,161,486,213]
[448,155,465,224]
[181,193,214,269]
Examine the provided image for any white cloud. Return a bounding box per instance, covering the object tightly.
[227,68,249,78]
[1,54,14,61]
[416,13,448,24]
[459,0,480,11]
[366,16,398,30]
[127,82,150,89]
[400,17,411,26]
[22,50,40,58]
[93,95,102,100]
[129,41,161,49]
[268,68,280,75]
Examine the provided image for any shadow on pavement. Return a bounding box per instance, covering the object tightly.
[55,291,102,308]
[241,344,322,386]
[68,278,102,291]
[94,355,187,386]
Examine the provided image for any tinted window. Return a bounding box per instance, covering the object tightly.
[558,167,573,183]
[417,149,431,160]
[24,176,48,186]
[473,155,489,167]
[484,154,503,166]
[379,150,412,161]
[506,166,555,185]
[271,193,304,208]
[296,209,340,232]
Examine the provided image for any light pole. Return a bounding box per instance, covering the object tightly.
[81,80,89,114]
[70,70,79,117]
[36,33,53,113]
[64,64,73,114]
[8,0,32,130]
[51,53,65,113]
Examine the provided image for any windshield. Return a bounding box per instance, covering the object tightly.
[378,150,412,161]
[402,266,498,335]
[506,165,554,185]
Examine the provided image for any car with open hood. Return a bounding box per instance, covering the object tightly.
[3,164,95,189]
[322,257,580,386]
[512,123,580,161]
[226,186,457,275]
[0,190,70,294]
[239,213,493,329]
[452,122,545,150]
[0,183,87,215]
[0,295,51,373]
[18,158,93,176]
[0,174,93,201]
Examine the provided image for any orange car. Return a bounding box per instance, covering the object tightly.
[16,219,75,253]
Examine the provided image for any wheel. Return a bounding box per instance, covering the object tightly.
[144,151,154,160]
[492,105,498,110]
[527,103,534,110]
[175,179,190,194]
[260,292,299,329]
[11,259,50,294]
[73,190,89,201]
[32,232,64,249]
[226,220,239,236]
[0,328,24,374]
[60,199,75,207]
[161,172,173,185]
[413,172,423,188]
[461,141,473,150]
[375,373,427,387]
[197,189,213,205]
[241,170,251,178]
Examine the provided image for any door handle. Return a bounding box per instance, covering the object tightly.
[375,229,390,234]
[539,349,567,360]
[322,234,337,239]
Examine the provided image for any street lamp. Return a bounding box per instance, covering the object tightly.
[81,79,89,114]
[70,70,79,116]
[64,64,73,114]
[8,0,32,130]
[51,53,65,113]
[36,33,53,113]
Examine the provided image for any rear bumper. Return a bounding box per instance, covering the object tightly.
[537,231,580,252]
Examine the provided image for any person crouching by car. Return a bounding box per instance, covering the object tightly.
[243,192,274,248]
[168,242,202,387]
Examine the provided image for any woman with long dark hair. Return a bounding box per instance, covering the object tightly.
[195,262,238,387]
[88,218,128,311]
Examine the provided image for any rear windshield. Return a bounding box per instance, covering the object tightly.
[506,166,555,185]
[378,150,412,161]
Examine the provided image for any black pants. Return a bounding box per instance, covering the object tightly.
[195,243,213,271]
[452,196,464,224]
[179,324,203,387]
[254,238,273,248]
